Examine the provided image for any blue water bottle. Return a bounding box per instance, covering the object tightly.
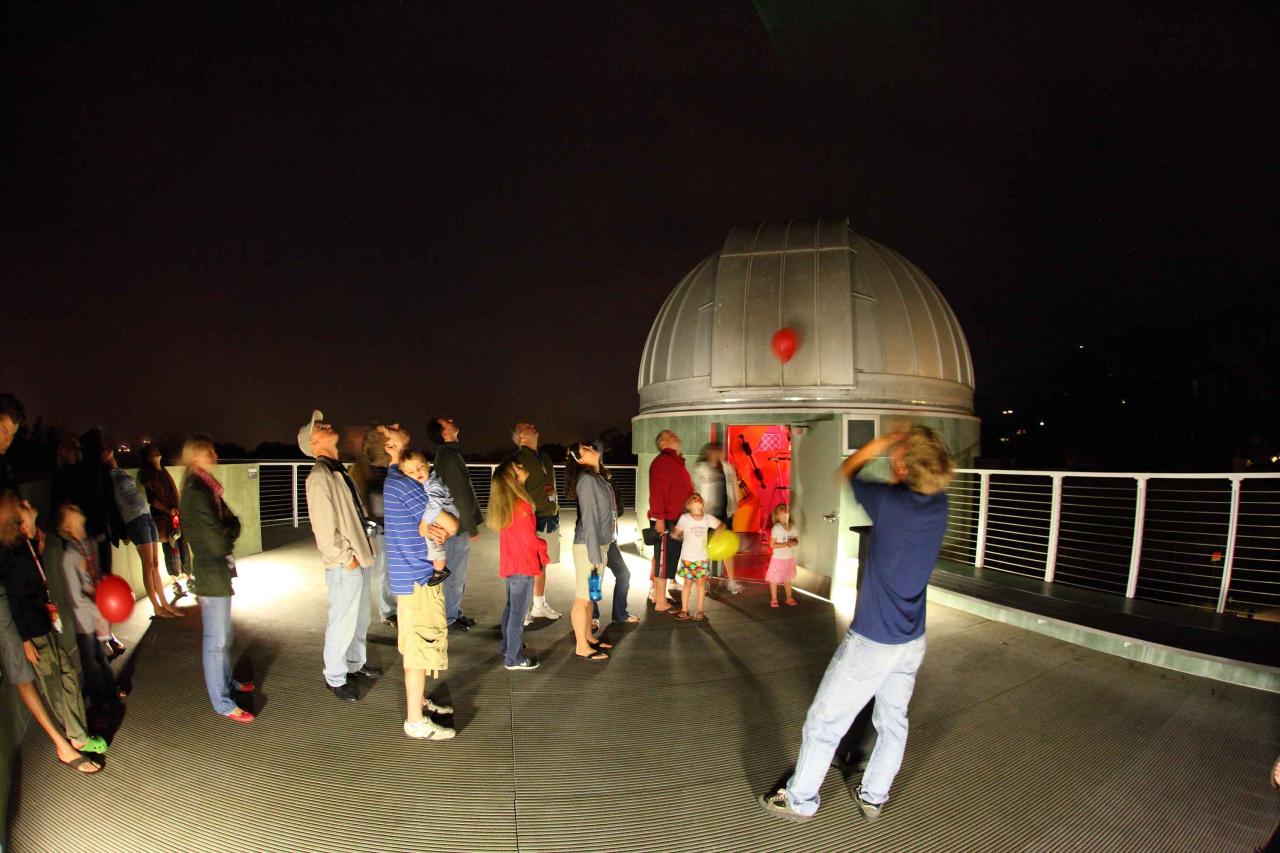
[588,569,603,602]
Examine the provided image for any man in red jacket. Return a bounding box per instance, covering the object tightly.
[648,429,693,613]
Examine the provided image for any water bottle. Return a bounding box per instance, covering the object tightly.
[588,569,603,602]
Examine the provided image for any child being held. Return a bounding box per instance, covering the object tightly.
[56,503,124,713]
[400,450,458,579]
[766,503,798,607]
[671,493,720,621]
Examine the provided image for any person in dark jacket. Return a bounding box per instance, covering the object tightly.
[179,437,254,723]
[0,493,107,756]
[77,430,124,577]
[511,423,561,622]
[427,417,483,632]
[138,444,189,601]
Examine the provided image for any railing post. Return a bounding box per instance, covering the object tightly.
[1217,477,1242,614]
[1044,475,1063,583]
[1125,476,1148,598]
[291,463,300,528]
[974,472,990,568]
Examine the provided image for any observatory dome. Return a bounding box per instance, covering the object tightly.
[638,218,974,415]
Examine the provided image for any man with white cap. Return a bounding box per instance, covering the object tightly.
[299,410,381,703]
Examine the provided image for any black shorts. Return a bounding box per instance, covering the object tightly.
[650,519,683,580]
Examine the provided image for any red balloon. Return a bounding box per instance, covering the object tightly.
[95,575,135,623]
[771,327,799,364]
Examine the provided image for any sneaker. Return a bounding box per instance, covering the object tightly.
[524,613,533,627]
[504,657,540,671]
[404,717,456,740]
[448,620,470,633]
[727,581,744,595]
[757,788,813,823]
[352,665,383,679]
[330,681,359,703]
[530,601,561,620]
[423,697,454,715]
[382,615,398,628]
[855,788,883,823]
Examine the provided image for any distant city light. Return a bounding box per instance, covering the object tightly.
[1120,399,1126,405]
[1001,409,1014,415]
[999,437,1011,443]
[116,444,130,453]
[1078,345,1085,350]
[1039,421,1046,427]
[1272,456,1279,464]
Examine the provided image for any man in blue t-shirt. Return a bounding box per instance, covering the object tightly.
[761,426,953,824]
[379,424,459,742]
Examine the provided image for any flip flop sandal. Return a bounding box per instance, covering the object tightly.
[785,599,798,606]
[622,615,641,623]
[770,600,780,608]
[693,612,706,621]
[589,639,614,650]
[60,754,102,774]
[575,650,609,662]
[673,611,692,620]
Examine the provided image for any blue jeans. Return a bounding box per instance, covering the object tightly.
[443,535,472,623]
[500,574,536,666]
[370,529,396,620]
[786,632,927,814]
[200,595,242,715]
[323,565,371,687]
[591,542,632,623]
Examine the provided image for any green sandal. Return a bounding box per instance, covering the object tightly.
[74,736,108,754]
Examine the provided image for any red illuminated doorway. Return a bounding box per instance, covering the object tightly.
[725,425,792,580]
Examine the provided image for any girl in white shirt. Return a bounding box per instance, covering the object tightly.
[765,504,798,607]
[671,493,720,621]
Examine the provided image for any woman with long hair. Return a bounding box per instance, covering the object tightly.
[486,458,547,671]
[106,447,179,618]
[565,441,637,661]
[179,438,254,722]
[138,444,188,602]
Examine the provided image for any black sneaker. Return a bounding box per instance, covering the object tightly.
[461,616,477,627]
[504,657,540,671]
[330,681,359,703]
[353,665,382,679]
[382,615,398,628]
[448,619,470,633]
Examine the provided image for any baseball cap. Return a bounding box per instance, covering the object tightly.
[297,409,324,458]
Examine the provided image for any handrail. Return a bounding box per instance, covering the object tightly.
[944,468,1280,616]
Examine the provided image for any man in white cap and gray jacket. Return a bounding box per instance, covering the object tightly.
[299,410,381,702]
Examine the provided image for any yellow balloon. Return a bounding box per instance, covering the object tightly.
[707,529,740,561]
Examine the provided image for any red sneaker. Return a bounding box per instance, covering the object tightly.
[235,681,255,693]
[223,708,255,724]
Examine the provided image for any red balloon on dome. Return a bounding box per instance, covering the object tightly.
[771,327,799,364]
[96,575,135,623]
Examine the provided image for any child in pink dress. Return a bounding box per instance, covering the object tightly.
[766,504,798,607]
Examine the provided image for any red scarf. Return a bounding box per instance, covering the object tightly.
[194,468,225,511]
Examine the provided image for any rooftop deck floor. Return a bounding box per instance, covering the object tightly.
[8,529,1280,852]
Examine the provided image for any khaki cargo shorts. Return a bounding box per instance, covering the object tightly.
[397,581,449,677]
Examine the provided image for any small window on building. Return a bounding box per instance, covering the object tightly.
[843,416,878,454]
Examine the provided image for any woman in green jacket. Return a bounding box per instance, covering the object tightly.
[179,438,253,723]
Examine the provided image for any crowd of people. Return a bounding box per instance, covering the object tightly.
[0,389,973,824]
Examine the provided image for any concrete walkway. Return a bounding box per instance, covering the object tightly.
[7,529,1279,852]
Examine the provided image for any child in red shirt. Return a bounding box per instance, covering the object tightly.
[486,458,547,671]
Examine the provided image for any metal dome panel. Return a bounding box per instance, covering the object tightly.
[638,218,974,414]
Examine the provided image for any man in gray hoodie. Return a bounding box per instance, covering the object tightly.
[300,410,381,703]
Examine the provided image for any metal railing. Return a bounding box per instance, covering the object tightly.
[941,469,1280,616]
[258,462,638,529]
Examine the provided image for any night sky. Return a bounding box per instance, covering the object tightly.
[4,2,1276,456]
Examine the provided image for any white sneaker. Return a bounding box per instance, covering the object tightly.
[422,697,454,715]
[524,613,533,626]
[530,601,561,620]
[404,717,456,740]
[727,581,744,595]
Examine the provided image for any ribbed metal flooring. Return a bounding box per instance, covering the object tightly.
[7,534,1279,852]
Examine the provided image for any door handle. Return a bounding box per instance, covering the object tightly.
[823,512,839,524]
